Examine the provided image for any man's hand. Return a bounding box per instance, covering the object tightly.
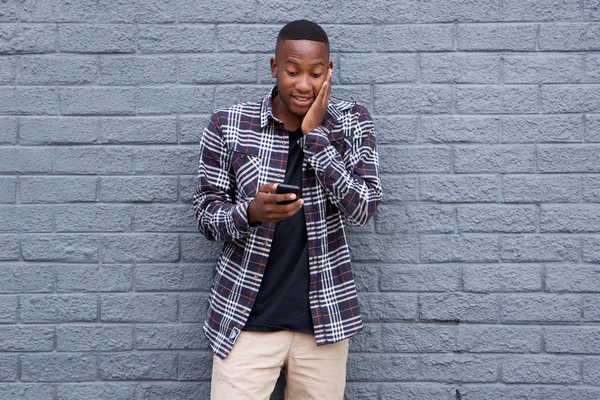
[247,183,303,224]
[301,68,332,135]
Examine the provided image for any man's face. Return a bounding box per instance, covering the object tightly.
[270,40,332,120]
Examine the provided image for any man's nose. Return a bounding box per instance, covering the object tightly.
[295,75,311,92]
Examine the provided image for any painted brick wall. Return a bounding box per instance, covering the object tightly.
[1,0,600,399]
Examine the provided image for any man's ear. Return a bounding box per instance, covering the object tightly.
[270,57,277,78]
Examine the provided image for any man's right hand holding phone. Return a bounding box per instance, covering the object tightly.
[247,183,303,224]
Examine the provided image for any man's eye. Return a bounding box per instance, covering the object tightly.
[311,73,322,78]
[286,70,297,76]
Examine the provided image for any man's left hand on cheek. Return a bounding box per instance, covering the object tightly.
[301,68,332,135]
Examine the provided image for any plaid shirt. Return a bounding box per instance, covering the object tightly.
[194,88,381,358]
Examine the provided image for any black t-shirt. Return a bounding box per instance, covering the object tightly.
[243,128,313,334]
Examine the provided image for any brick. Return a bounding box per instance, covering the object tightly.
[344,383,380,400]
[504,55,582,84]
[60,88,136,115]
[463,264,542,292]
[179,116,210,144]
[376,204,454,234]
[584,176,600,202]
[334,0,420,23]
[340,54,417,84]
[380,176,418,203]
[0,326,53,351]
[419,0,501,22]
[19,117,99,145]
[179,175,197,202]
[99,56,177,85]
[380,146,450,174]
[57,325,133,351]
[179,352,213,380]
[179,293,210,323]
[500,295,580,322]
[137,383,210,400]
[20,177,98,203]
[0,384,54,400]
[349,323,382,352]
[542,205,600,232]
[133,205,196,233]
[218,25,279,53]
[381,323,457,352]
[454,145,536,173]
[456,85,538,114]
[545,327,600,354]
[530,387,600,400]
[254,0,339,24]
[99,117,177,144]
[180,54,256,84]
[501,235,579,262]
[582,237,600,262]
[502,115,582,143]
[346,234,419,263]
[539,145,600,172]
[540,23,600,51]
[0,235,20,261]
[56,264,132,293]
[585,0,600,20]
[374,116,418,144]
[101,234,179,263]
[100,177,178,203]
[55,147,133,174]
[0,264,53,293]
[421,355,499,383]
[0,87,59,115]
[375,85,453,114]
[420,175,500,203]
[179,0,255,22]
[346,354,419,381]
[99,353,177,380]
[502,356,580,384]
[136,86,215,115]
[542,85,600,113]
[0,178,16,204]
[330,85,373,111]
[323,25,374,53]
[506,0,580,20]
[547,264,600,292]
[133,147,197,174]
[420,293,499,322]
[18,55,97,85]
[55,205,131,232]
[180,234,234,262]
[56,383,136,400]
[0,148,54,173]
[101,294,177,323]
[20,294,97,323]
[351,263,379,292]
[138,25,215,53]
[0,356,17,381]
[584,358,600,384]
[457,205,536,233]
[420,235,499,263]
[137,325,208,350]
[585,54,600,82]
[0,1,19,21]
[457,24,537,51]
[0,205,53,232]
[374,25,454,52]
[586,115,600,141]
[458,325,541,353]
[359,293,418,322]
[22,234,99,262]
[0,296,17,323]
[380,264,461,292]
[503,175,581,203]
[214,85,277,110]
[420,54,501,84]
[135,264,212,292]
[380,384,454,400]
[0,57,17,84]
[59,24,136,53]
[0,24,56,54]
[0,118,18,145]
[21,354,96,382]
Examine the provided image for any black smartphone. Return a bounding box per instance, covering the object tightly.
[275,184,301,205]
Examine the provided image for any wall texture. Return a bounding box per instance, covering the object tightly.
[1,0,600,399]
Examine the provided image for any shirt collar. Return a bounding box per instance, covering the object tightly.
[260,86,355,129]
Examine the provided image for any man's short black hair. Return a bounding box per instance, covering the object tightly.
[277,20,329,47]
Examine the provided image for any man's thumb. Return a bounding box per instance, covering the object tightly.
[258,183,277,193]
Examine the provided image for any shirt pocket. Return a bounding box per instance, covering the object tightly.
[230,150,262,201]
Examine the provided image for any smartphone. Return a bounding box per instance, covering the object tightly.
[275,184,301,205]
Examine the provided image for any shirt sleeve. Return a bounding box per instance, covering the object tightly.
[193,111,256,241]
[298,105,382,226]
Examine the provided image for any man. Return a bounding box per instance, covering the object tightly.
[194,20,381,399]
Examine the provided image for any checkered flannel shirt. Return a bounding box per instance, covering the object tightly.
[194,88,382,358]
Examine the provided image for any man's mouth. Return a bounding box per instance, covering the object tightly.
[291,96,313,107]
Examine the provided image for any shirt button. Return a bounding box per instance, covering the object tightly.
[242,310,247,315]
[264,241,268,247]
[281,141,285,145]
[303,145,308,150]
[276,174,281,179]
[254,274,259,279]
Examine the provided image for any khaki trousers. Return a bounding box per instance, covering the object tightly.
[210,330,349,400]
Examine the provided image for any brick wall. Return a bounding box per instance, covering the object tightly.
[1,0,600,399]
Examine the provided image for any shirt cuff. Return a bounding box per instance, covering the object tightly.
[233,199,261,233]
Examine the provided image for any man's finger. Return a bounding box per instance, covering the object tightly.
[257,182,278,193]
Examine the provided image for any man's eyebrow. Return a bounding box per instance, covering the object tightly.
[284,60,326,67]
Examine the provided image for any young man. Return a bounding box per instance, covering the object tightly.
[194,20,381,399]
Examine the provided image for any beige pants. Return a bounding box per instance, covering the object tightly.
[211,330,349,400]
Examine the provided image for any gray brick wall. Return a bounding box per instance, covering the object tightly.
[1,0,599,398]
